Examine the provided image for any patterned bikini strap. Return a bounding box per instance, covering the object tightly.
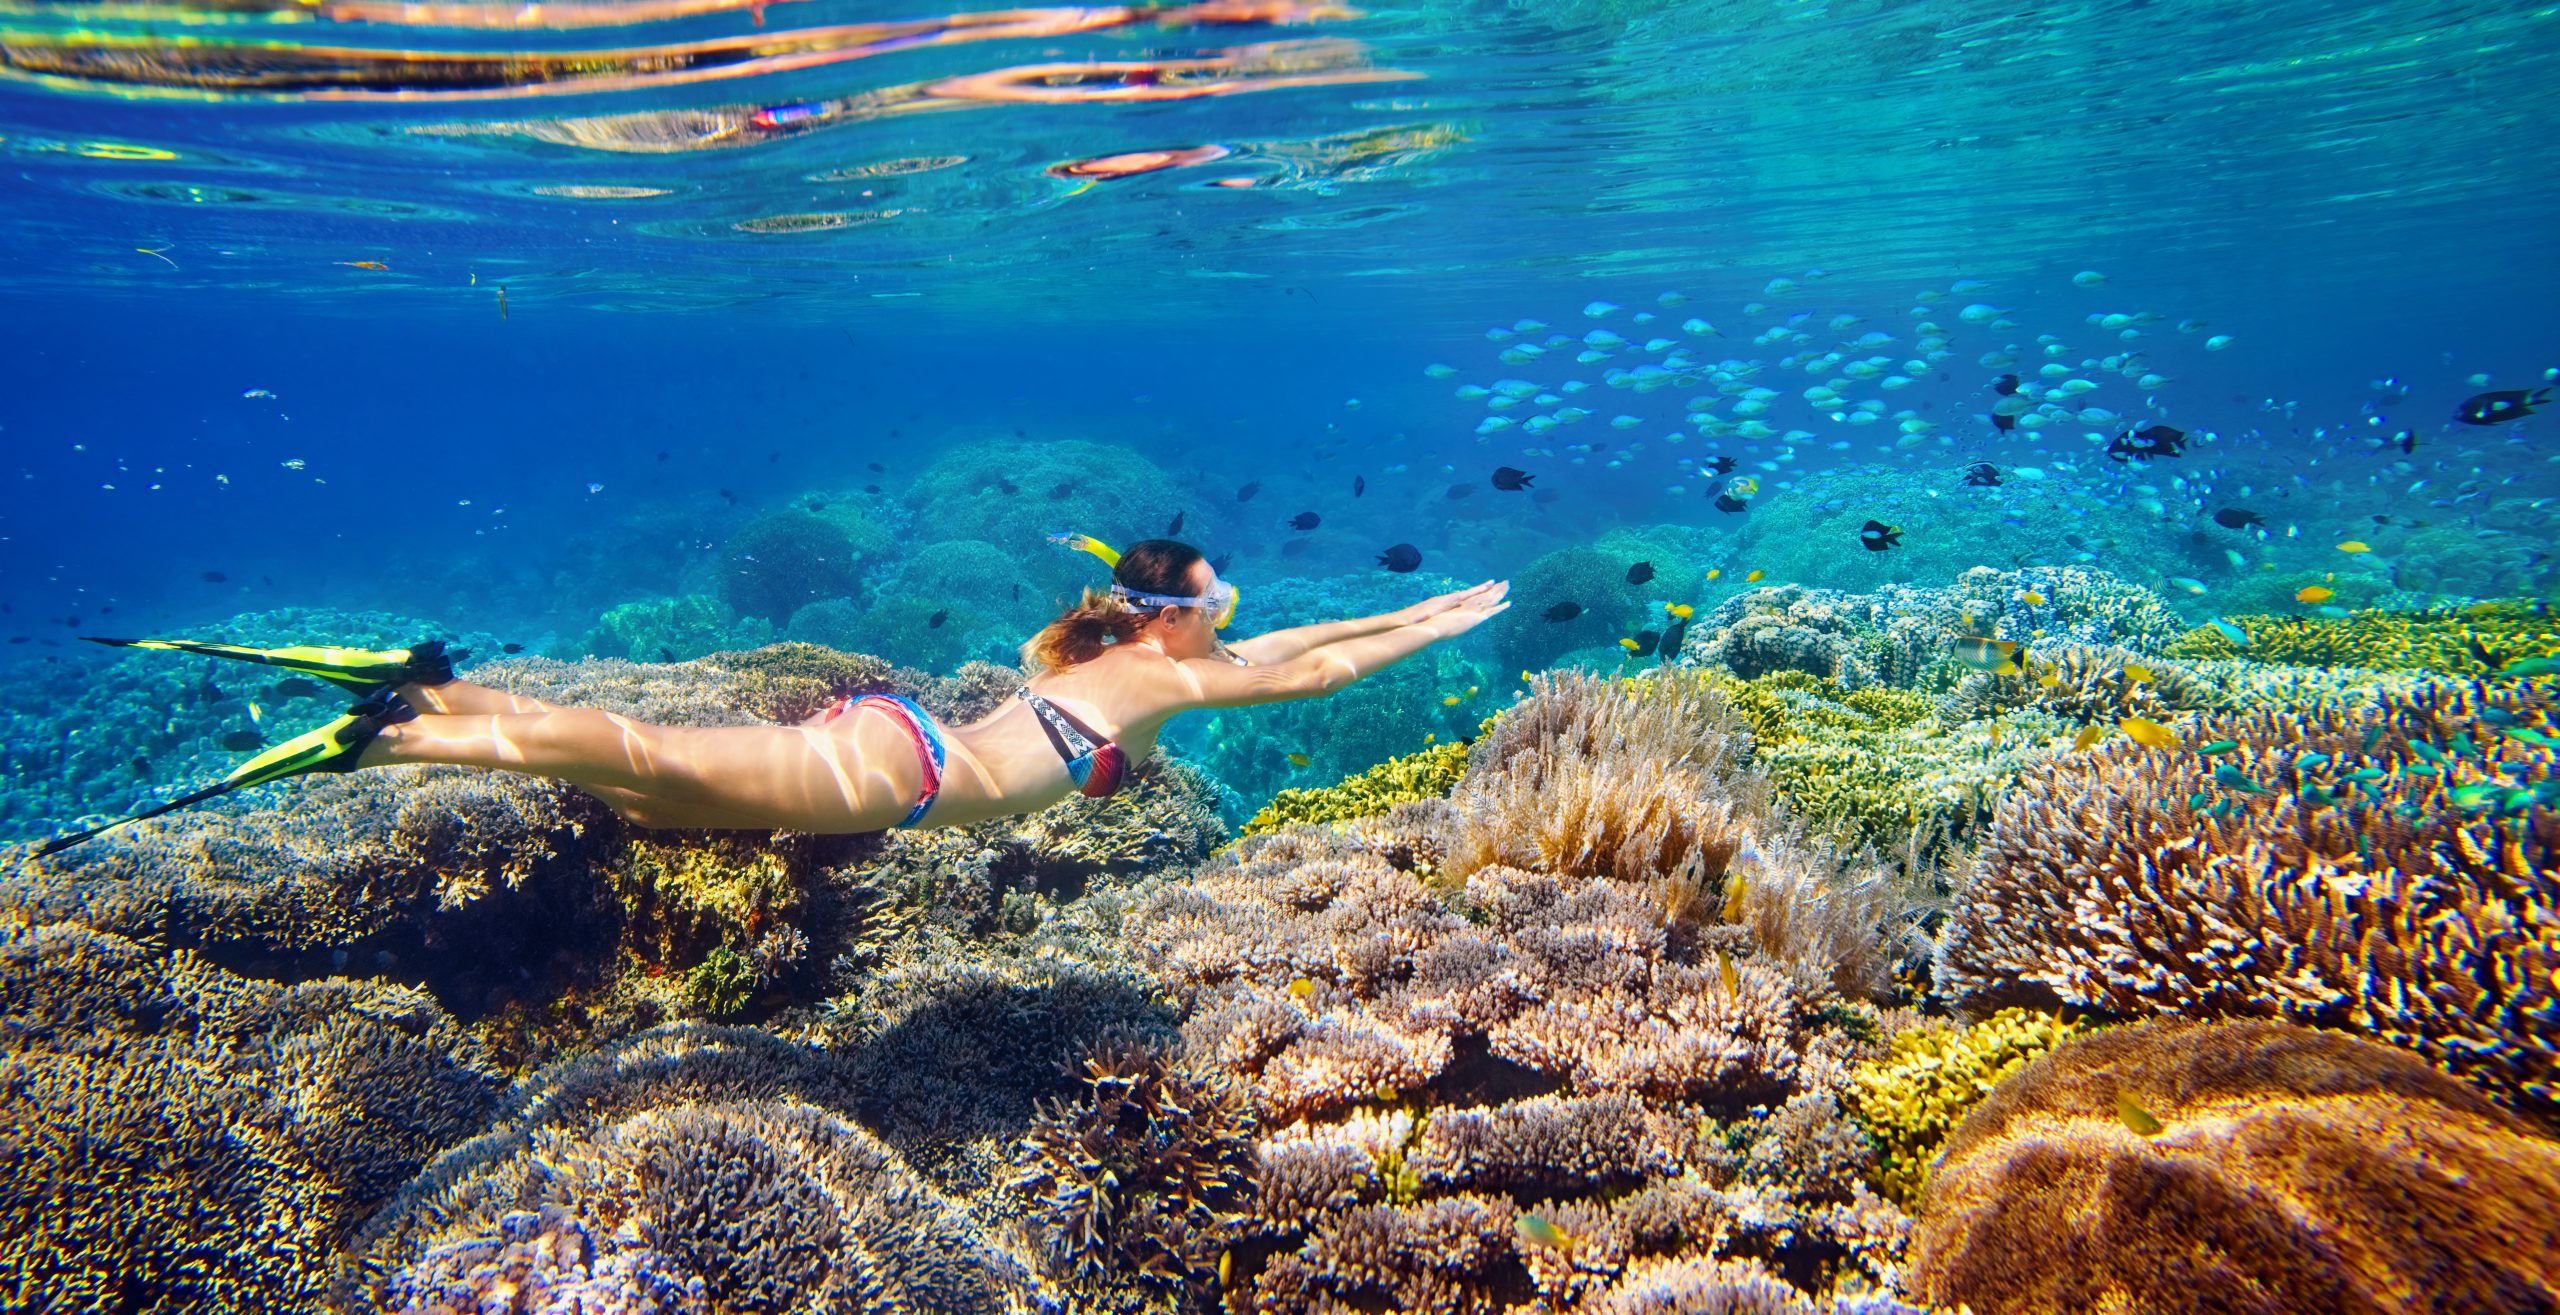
[1018,686,1105,760]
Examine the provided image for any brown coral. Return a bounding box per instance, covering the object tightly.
[1910,1018,2560,1315]
[1936,680,2560,1108]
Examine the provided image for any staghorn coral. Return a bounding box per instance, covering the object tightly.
[1937,679,2560,1109]
[2163,600,2560,674]
[1011,1035,1258,1302]
[1841,1009,2093,1206]
[0,921,502,1312]
[1910,1018,2560,1315]
[1940,643,2213,725]
[346,1021,1034,1314]
[1241,736,1474,838]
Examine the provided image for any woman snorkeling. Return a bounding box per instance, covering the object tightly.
[32,538,1507,854]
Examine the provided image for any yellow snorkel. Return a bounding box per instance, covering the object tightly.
[1047,532,1121,569]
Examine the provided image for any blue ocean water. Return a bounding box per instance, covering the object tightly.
[5,2,2560,1309]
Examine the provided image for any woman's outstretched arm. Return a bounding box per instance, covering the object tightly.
[1225,581,1504,665]
[1171,581,1507,708]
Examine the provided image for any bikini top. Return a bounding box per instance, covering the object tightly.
[1018,687,1129,798]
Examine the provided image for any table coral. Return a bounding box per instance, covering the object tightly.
[1910,1018,2560,1315]
[1841,1009,2092,1205]
[347,1022,1035,1314]
[1,920,502,1312]
[1937,678,2560,1110]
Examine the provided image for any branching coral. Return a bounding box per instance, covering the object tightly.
[1940,644,2213,725]
[2163,600,2560,675]
[1012,1035,1258,1302]
[1842,1009,2093,1205]
[1910,1018,2560,1315]
[0,921,502,1312]
[347,1022,1034,1314]
[1937,679,2560,1109]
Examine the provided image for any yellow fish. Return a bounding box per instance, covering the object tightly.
[1745,569,1765,583]
[1287,977,1317,998]
[1464,685,1478,697]
[1618,638,1641,653]
[247,702,263,724]
[2336,540,2371,554]
[2115,1092,2164,1136]
[2295,585,2335,604]
[1665,603,1694,619]
[2037,669,2062,689]
[2122,664,2154,684]
[2018,590,2046,605]
[1952,635,2023,672]
[1286,752,1310,767]
[335,260,390,270]
[1706,569,1723,581]
[1988,723,2005,747]
[2119,716,2177,750]
[2072,724,2106,749]
[1515,1213,1575,1252]
[1423,732,1436,744]
[1718,949,1739,996]
[1446,693,1465,704]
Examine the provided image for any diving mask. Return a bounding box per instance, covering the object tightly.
[1112,578,1240,630]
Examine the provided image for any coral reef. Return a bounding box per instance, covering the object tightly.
[1087,662,1944,1311]
[346,1022,1034,1313]
[1696,667,2065,870]
[578,592,772,662]
[1940,643,2213,725]
[720,505,878,622]
[0,920,502,1312]
[1937,679,2560,1109]
[1500,544,1642,675]
[1910,1018,2560,1315]
[2164,600,2560,675]
[1841,1009,2093,1205]
[1178,639,1494,814]
[1012,1035,1258,1301]
[1241,736,1473,837]
[899,438,1191,599]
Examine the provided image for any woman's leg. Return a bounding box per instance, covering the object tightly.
[359,699,922,833]
[400,678,568,717]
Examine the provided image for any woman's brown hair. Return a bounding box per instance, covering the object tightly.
[1023,539,1207,671]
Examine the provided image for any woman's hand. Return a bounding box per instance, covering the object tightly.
[1415,580,1509,639]
[1394,580,1507,627]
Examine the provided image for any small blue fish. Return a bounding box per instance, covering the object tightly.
[2209,618,2251,646]
[2296,752,2331,771]
[2410,740,2446,765]
[2214,763,2272,795]
[2448,732,2480,758]
[2478,707,2520,726]
[2502,726,2557,748]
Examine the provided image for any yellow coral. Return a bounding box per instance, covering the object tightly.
[1843,1007,2092,1205]
[1242,739,1473,838]
[2165,602,2560,675]
[609,834,799,961]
